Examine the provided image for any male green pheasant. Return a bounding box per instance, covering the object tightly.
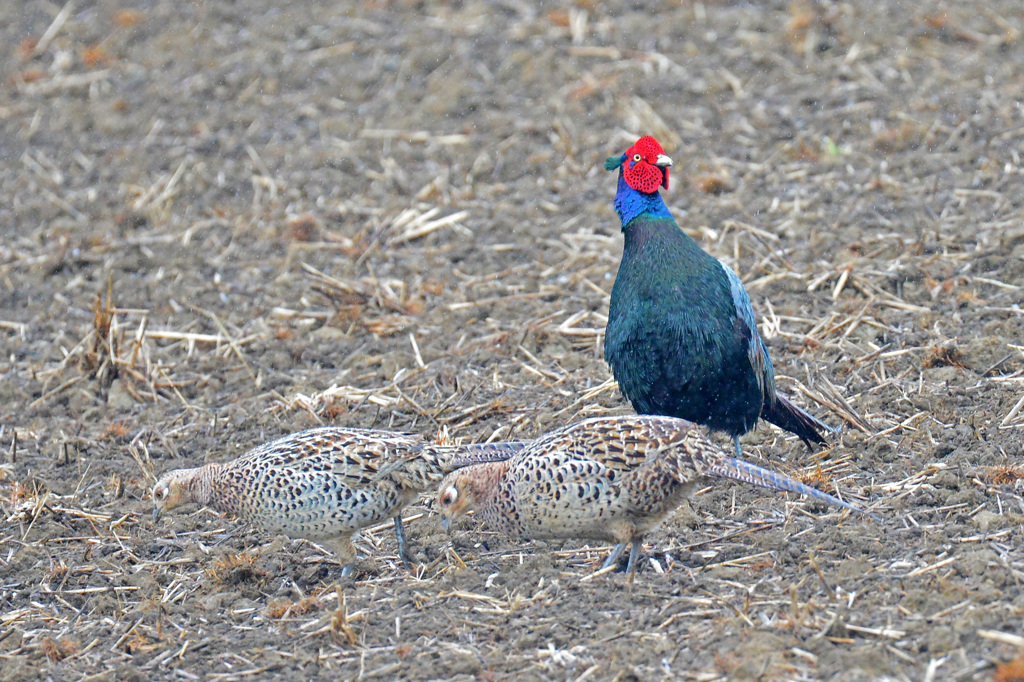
[604,136,830,457]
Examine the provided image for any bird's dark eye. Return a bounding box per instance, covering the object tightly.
[155,488,166,500]
[633,154,642,162]
[441,487,457,505]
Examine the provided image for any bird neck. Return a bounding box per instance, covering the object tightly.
[620,213,706,260]
[470,461,511,508]
[614,171,672,229]
[188,463,224,507]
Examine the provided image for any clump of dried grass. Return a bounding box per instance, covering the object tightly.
[922,342,968,370]
[39,636,79,662]
[985,462,1024,486]
[122,630,156,656]
[994,657,1024,682]
[303,262,421,336]
[44,559,69,583]
[30,276,262,410]
[331,586,360,647]
[286,213,324,243]
[82,277,119,386]
[205,552,268,586]
[99,422,131,440]
[266,595,322,620]
[796,464,832,488]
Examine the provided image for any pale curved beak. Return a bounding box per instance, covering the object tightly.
[153,506,161,523]
[441,515,451,534]
[656,154,673,168]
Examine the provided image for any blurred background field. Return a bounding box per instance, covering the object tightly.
[1,1,1023,679]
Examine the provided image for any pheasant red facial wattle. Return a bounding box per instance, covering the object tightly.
[623,135,670,192]
[624,160,664,193]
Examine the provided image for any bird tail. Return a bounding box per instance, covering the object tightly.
[708,456,878,520]
[441,440,531,471]
[369,441,529,485]
[762,393,832,448]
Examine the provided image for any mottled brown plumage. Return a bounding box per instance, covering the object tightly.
[437,416,872,577]
[153,426,525,574]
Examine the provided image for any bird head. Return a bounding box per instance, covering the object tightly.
[605,136,673,193]
[151,468,199,522]
[435,471,478,533]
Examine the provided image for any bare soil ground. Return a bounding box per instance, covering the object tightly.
[2,1,1024,680]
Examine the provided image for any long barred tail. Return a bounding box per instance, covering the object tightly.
[443,440,532,471]
[763,393,833,448]
[371,440,531,483]
[709,456,878,520]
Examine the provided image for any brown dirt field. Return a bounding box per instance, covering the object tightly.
[2,1,1024,680]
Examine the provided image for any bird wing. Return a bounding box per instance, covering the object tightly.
[240,427,423,487]
[503,416,700,536]
[718,260,777,403]
[515,415,694,474]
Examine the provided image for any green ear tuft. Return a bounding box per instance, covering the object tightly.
[605,155,625,171]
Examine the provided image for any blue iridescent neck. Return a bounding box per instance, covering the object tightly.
[613,171,672,228]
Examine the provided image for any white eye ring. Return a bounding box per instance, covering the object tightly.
[440,486,458,506]
[633,154,642,162]
[155,488,167,500]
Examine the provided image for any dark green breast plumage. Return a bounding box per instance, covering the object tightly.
[605,215,765,437]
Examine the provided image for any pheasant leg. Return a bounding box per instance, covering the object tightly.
[601,542,628,570]
[394,515,413,567]
[625,541,644,581]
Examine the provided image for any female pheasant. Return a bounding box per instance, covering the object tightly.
[152,426,525,575]
[437,415,871,578]
[603,136,830,457]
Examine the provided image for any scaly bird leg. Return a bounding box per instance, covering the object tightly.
[393,515,412,567]
[328,538,357,579]
[733,435,743,458]
[601,542,628,570]
[625,541,644,581]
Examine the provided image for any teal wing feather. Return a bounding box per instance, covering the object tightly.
[719,260,775,404]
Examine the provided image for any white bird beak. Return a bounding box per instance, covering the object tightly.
[656,154,673,168]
